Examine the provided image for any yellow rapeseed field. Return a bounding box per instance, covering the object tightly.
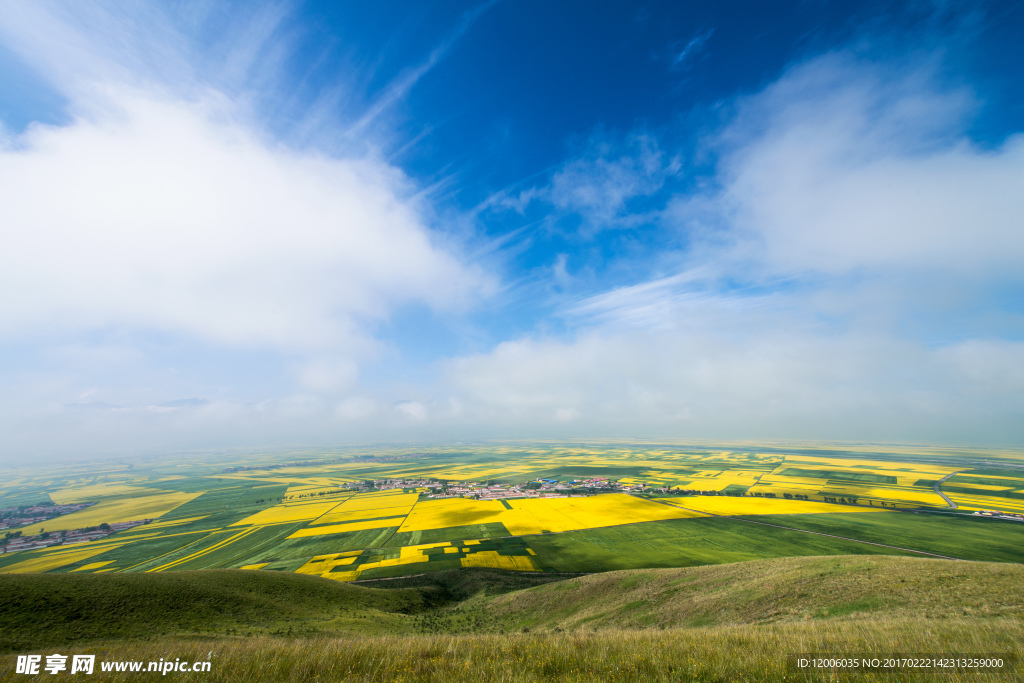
[945,482,1016,491]
[229,500,341,526]
[115,515,209,532]
[49,483,170,505]
[955,473,1024,483]
[653,495,881,516]
[291,540,541,581]
[413,466,536,481]
[782,454,959,473]
[295,550,403,582]
[326,492,418,512]
[216,475,351,491]
[17,490,203,535]
[70,561,115,572]
[287,517,405,538]
[299,490,418,527]
[750,462,953,507]
[669,470,762,491]
[310,505,412,526]
[944,493,1024,513]
[821,485,946,507]
[0,543,127,574]
[501,495,706,535]
[284,484,349,498]
[460,550,538,571]
[294,551,362,578]
[776,455,961,488]
[148,526,262,572]
[398,494,706,535]
[397,498,505,531]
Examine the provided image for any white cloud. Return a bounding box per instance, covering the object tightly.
[335,396,378,421]
[494,132,678,233]
[395,400,429,421]
[0,90,488,350]
[676,53,1024,276]
[0,1,492,357]
[549,134,672,227]
[439,53,1024,445]
[296,357,360,393]
[0,0,497,460]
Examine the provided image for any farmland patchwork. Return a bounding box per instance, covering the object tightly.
[2,444,1023,580]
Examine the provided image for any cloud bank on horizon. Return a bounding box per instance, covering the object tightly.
[1,0,1022,459]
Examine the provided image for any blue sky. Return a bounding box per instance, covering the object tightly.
[1,0,1023,460]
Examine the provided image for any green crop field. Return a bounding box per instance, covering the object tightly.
[520,517,921,573]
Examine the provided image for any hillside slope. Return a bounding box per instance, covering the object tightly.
[0,567,564,651]
[1,555,1020,652]
[483,555,1024,631]
[0,569,436,651]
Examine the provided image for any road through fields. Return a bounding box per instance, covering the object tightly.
[934,471,960,509]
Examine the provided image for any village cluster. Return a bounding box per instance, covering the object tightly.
[376,477,623,498]
[0,502,94,530]
[1,518,149,554]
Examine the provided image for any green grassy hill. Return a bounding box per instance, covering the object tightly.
[2,557,1022,682]
[2,555,1021,651]
[0,566,564,651]
[0,569,428,651]
[483,555,1024,631]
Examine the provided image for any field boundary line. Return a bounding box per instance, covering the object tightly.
[647,497,965,561]
[118,530,219,572]
[148,526,261,572]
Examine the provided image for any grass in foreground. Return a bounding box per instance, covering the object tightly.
[1,619,1019,682]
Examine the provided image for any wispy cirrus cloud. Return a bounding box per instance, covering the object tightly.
[345,0,501,139]
[490,131,680,236]
[668,28,714,71]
